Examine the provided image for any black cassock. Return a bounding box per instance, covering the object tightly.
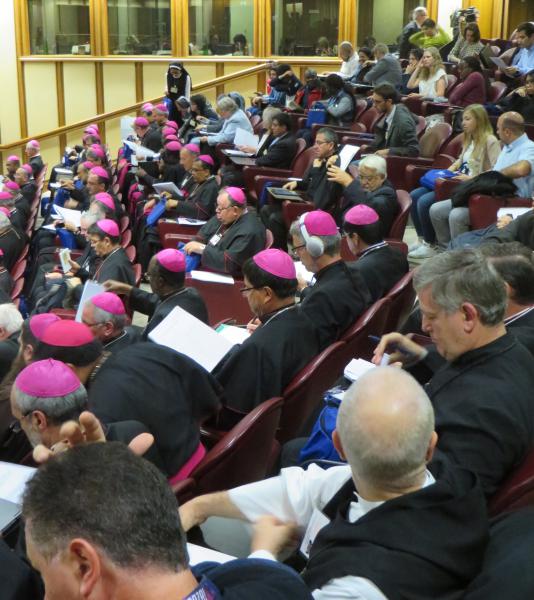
[78,246,135,285]
[213,305,320,413]
[350,242,409,303]
[300,260,372,350]
[0,227,25,271]
[0,540,43,600]
[88,343,222,477]
[197,211,266,277]
[129,286,209,339]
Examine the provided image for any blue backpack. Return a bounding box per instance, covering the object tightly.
[298,390,344,465]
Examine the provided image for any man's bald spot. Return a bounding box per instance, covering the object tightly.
[499,111,525,133]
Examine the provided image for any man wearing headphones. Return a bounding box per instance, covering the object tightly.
[289,210,371,349]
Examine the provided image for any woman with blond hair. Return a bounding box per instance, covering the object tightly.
[407,46,448,99]
[409,104,501,258]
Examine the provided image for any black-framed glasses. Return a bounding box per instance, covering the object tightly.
[240,285,262,294]
[292,243,306,256]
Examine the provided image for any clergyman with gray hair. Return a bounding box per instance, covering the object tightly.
[373,248,534,497]
[0,210,25,271]
[179,366,488,599]
[327,153,399,235]
[0,303,23,380]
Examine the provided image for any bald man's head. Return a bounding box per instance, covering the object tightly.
[497,111,525,143]
[335,367,436,490]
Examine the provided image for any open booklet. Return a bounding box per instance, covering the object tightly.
[148,306,248,371]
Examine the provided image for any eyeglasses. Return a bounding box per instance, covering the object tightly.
[240,285,260,294]
[82,319,104,328]
[215,205,232,213]
[314,140,331,146]
[358,174,380,181]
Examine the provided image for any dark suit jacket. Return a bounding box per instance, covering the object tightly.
[343,179,399,236]
[256,133,297,169]
[141,127,163,153]
[29,155,44,178]
[371,104,419,156]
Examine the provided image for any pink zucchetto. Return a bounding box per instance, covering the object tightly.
[154,103,169,114]
[15,359,81,397]
[166,120,178,130]
[89,145,105,159]
[4,181,20,191]
[165,141,182,152]
[96,219,119,238]
[82,161,95,170]
[142,102,154,113]
[302,210,338,236]
[0,192,12,201]
[21,164,33,175]
[198,154,215,166]
[40,320,95,348]
[28,140,40,149]
[0,207,10,217]
[184,143,200,154]
[90,166,109,180]
[344,205,379,226]
[162,127,175,137]
[164,134,179,142]
[225,187,246,206]
[7,155,20,163]
[134,116,150,128]
[28,313,61,341]
[253,249,296,280]
[155,248,186,273]
[90,292,126,315]
[94,192,115,211]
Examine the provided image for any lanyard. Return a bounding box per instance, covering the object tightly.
[93,247,121,280]
[183,576,220,600]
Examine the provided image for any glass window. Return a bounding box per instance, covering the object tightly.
[107,0,171,55]
[272,0,339,56]
[188,0,254,56]
[28,0,90,55]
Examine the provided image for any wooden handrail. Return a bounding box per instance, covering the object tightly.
[0,62,269,150]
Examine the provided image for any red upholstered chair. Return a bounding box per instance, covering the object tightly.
[415,115,427,138]
[185,276,253,326]
[489,447,534,516]
[119,215,130,233]
[10,259,26,281]
[469,195,532,231]
[338,297,391,365]
[277,341,347,444]
[310,121,366,141]
[487,81,508,104]
[10,279,23,301]
[158,221,203,247]
[172,396,284,501]
[120,229,132,249]
[357,106,383,133]
[124,245,136,262]
[384,270,416,333]
[162,232,197,248]
[387,190,412,240]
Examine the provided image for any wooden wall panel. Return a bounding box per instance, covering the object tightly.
[105,117,127,160]
[143,62,167,101]
[185,64,217,88]
[39,137,61,176]
[24,62,58,136]
[0,0,21,143]
[63,62,97,124]
[66,128,88,149]
[102,63,136,112]
[224,74,258,100]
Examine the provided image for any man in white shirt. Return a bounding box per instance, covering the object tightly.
[180,367,488,599]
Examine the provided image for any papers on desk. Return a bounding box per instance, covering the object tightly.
[187,543,235,566]
[294,261,314,284]
[152,181,183,198]
[0,461,36,505]
[123,139,157,159]
[75,280,105,322]
[177,218,207,226]
[490,56,509,71]
[216,323,251,345]
[148,306,236,371]
[338,144,360,171]
[234,128,259,150]
[224,149,255,157]
[51,206,82,229]
[190,270,235,285]
[497,207,531,220]
[343,358,377,382]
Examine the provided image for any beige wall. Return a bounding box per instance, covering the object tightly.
[0,0,21,143]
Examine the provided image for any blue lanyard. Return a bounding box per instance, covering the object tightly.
[183,576,220,600]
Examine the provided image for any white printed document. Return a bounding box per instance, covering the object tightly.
[153,182,183,198]
[0,461,36,505]
[148,306,235,371]
[234,128,259,150]
[338,144,360,171]
[190,270,235,285]
[216,323,250,345]
[52,206,82,229]
[75,281,105,322]
[490,56,509,71]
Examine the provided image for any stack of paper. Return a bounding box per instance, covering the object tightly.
[343,358,376,382]
[216,324,250,345]
[234,128,259,150]
[177,218,207,226]
[0,461,36,505]
[51,206,82,229]
[338,144,360,171]
[190,271,234,285]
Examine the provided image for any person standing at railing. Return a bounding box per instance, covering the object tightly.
[164,62,192,127]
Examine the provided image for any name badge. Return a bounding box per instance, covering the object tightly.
[299,508,330,559]
[209,233,222,246]
[183,576,220,600]
[170,86,178,93]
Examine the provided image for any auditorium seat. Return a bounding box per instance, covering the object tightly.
[172,396,284,502]
[10,279,23,301]
[489,447,534,516]
[383,270,416,333]
[10,258,26,281]
[387,190,412,240]
[469,194,532,230]
[120,229,132,249]
[277,341,347,444]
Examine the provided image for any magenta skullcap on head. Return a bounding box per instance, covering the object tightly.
[165,141,182,152]
[28,139,40,149]
[88,123,99,132]
[21,164,33,175]
[89,145,105,159]
[155,103,169,114]
[164,134,179,142]
[198,154,215,166]
[96,219,119,238]
[156,248,186,273]
[162,126,175,137]
[15,359,81,398]
[185,143,200,154]
[0,192,12,201]
[82,161,94,170]
[345,204,379,226]
[134,116,150,128]
[225,186,246,206]
[142,102,154,112]
[303,210,338,236]
[90,166,109,180]
[91,292,126,315]
[4,180,20,191]
[166,120,178,130]
[0,207,10,217]
[253,249,296,280]
[29,313,61,341]
[7,155,19,162]
[0,248,3,255]
[94,192,115,211]
[40,320,94,348]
